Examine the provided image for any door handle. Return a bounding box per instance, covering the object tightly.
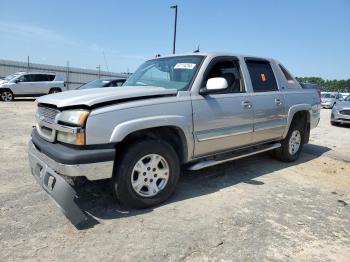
[275,99,282,106]
[242,100,252,109]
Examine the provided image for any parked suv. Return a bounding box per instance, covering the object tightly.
[0,72,66,101]
[28,52,320,226]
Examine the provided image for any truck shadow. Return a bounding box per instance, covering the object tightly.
[74,143,331,229]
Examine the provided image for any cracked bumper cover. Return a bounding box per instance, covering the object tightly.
[28,130,116,226]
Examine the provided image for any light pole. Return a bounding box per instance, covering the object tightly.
[170,5,178,54]
[96,64,101,79]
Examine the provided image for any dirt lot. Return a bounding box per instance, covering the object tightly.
[0,99,349,262]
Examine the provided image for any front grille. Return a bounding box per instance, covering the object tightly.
[37,106,60,123]
[339,110,350,116]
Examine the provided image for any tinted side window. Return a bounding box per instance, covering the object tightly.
[18,74,33,82]
[279,64,293,81]
[246,60,278,92]
[47,75,55,81]
[33,74,52,82]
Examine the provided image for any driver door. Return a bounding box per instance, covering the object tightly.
[191,57,254,157]
[12,74,33,95]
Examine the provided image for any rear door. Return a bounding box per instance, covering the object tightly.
[245,59,287,143]
[31,74,52,94]
[192,56,254,156]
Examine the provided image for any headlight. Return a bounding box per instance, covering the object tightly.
[57,131,86,145]
[56,110,90,145]
[57,110,90,126]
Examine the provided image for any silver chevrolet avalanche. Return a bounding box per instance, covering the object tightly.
[28,52,321,226]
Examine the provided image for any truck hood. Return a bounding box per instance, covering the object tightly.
[37,86,178,108]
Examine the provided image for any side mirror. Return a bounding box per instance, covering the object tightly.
[200,77,228,95]
[14,79,21,83]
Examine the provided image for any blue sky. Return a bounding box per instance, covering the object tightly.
[0,0,349,79]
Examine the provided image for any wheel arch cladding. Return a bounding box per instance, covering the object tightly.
[115,125,189,164]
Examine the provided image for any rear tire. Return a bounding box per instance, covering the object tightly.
[112,139,180,209]
[275,120,304,162]
[1,90,14,102]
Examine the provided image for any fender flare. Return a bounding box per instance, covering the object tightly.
[109,115,193,161]
[282,104,311,139]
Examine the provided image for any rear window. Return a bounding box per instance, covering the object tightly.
[246,60,278,92]
[47,74,55,81]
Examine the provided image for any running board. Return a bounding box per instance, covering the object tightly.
[188,143,281,171]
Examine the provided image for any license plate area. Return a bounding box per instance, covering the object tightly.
[29,149,87,227]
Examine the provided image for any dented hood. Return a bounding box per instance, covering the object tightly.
[37,86,178,108]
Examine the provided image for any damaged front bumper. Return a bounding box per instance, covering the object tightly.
[28,132,116,227]
[28,141,88,226]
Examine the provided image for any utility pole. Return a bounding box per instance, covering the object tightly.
[96,65,101,79]
[27,56,30,72]
[66,61,70,90]
[170,5,178,54]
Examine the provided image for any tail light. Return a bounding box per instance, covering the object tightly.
[317,88,321,102]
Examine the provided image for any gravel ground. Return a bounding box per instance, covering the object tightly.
[0,99,349,262]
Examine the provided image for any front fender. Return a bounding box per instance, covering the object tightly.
[110,115,190,142]
[109,115,193,161]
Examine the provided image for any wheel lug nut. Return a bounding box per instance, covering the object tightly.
[143,172,146,176]
[154,174,157,177]
[144,178,148,182]
[147,167,151,171]
[152,168,156,171]
[150,179,153,182]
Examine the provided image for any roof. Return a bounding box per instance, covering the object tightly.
[151,51,272,61]
[12,71,56,75]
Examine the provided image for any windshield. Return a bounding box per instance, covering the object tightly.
[4,73,20,81]
[123,56,204,90]
[78,79,111,89]
[321,93,336,98]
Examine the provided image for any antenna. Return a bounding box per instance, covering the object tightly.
[194,45,200,53]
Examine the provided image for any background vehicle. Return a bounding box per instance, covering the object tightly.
[331,95,350,126]
[77,77,127,90]
[321,92,343,108]
[0,72,66,101]
[28,52,320,225]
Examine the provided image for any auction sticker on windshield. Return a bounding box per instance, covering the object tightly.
[174,63,196,70]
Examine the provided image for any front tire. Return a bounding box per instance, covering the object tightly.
[275,121,304,162]
[331,121,339,126]
[1,90,14,102]
[113,140,180,209]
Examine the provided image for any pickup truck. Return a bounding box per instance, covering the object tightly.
[28,52,321,226]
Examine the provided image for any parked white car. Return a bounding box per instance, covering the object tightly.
[321,92,343,108]
[0,72,66,102]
